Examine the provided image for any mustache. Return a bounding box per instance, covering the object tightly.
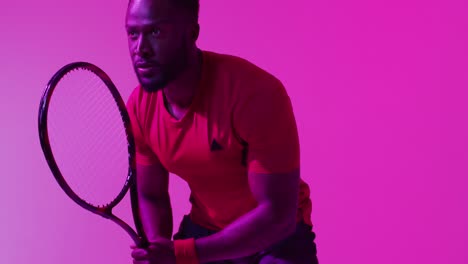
[134,60,162,68]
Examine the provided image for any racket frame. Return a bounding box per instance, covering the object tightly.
[38,62,148,247]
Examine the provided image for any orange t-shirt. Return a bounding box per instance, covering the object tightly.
[127,50,312,230]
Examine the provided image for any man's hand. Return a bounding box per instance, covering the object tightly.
[131,238,176,264]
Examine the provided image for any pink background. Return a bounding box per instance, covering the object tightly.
[1,0,467,263]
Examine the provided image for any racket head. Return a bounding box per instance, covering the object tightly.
[38,62,147,246]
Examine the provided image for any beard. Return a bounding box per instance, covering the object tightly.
[136,68,169,93]
[136,38,190,93]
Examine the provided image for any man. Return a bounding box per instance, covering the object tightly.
[126,0,318,263]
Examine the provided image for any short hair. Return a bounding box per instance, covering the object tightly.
[128,0,199,22]
[173,0,199,22]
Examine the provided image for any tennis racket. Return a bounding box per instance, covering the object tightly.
[38,61,148,248]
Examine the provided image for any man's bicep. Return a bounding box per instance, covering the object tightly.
[136,161,169,199]
[234,83,300,174]
[248,169,300,222]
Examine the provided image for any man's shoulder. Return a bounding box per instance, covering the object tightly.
[204,50,284,92]
[127,84,160,102]
[205,50,252,67]
[126,84,143,108]
[126,84,160,117]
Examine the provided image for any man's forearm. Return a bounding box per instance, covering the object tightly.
[139,194,173,240]
[194,203,296,263]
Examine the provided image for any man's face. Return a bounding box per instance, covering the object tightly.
[126,0,192,92]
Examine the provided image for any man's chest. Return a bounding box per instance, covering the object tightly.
[145,110,247,182]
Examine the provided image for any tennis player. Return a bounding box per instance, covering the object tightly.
[126,0,318,263]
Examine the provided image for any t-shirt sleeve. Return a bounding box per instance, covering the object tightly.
[126,88,159,165]
[233,79,300,174]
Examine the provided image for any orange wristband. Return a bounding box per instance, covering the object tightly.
[174,238,199,264]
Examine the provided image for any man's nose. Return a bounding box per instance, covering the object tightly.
[135,35,152,57]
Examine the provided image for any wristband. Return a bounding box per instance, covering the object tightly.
[174,238,199,264]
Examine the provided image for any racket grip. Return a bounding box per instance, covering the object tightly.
[137,236,149,248]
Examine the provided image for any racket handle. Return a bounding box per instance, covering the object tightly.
[137,236,149,248]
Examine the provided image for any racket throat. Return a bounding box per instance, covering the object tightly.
[96,207,113,218]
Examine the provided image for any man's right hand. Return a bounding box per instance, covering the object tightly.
[131,238,176,264]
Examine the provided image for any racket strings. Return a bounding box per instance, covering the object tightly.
[59,71,127,205]
[48,68,129,208]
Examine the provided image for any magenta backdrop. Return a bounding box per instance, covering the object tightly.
[1,0,467,263]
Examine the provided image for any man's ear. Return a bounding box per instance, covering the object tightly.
[192,23,200,41]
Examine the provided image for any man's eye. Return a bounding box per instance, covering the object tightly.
[127,31,138,39]
[151,28,161,36]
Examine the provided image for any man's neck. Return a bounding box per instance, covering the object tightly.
[163,48,203,109]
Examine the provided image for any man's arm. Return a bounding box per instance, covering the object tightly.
[126,88,172,240]
[194,168,300,262]
[191,77,301,262]
[136,161,173,240]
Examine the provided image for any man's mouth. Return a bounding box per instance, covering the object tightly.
[136,63,159,75]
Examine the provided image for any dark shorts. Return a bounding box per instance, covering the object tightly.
[173,215,319,264]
